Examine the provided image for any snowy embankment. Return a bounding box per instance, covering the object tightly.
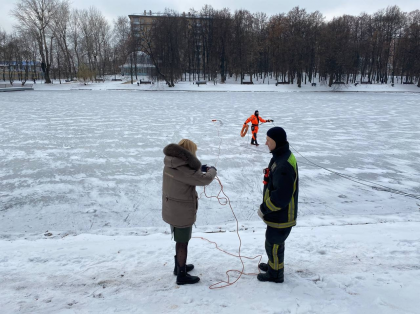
[1,91,419,313]
[1,221,419,314]
[30,77,420,93]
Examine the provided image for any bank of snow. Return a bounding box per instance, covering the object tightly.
[30,78,420,93]
[1,219,419,313]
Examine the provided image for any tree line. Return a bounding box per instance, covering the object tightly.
[1,0,132,84]
[142,5,420,87]
[1,1,419,87]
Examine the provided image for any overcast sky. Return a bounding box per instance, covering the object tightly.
[1,0,418,32]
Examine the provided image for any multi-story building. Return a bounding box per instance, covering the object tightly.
[128,10,209,37]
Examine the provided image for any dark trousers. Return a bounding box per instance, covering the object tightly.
[265,227,292,273]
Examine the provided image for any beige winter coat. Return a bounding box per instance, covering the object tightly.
[162,144,217,228]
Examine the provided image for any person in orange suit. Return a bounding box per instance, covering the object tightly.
[244,110,273,146]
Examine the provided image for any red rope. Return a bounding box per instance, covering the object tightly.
[194,176,262,289]
[192,120,262,289]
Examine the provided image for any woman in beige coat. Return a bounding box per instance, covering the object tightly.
[162,139,217,285]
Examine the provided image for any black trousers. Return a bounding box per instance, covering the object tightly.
[265,227,292,272]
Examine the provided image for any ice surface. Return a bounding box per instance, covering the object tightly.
[1,90,419,313]
[1,91,419,233]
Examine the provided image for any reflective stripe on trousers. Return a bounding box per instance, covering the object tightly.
[266,240,285,271]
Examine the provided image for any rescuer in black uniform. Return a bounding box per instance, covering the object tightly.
[257,127,299,283]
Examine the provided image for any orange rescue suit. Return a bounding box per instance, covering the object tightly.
[245,115,267,140]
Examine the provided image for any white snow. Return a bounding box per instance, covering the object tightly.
[24,77,420,93]
[1,86,420,313]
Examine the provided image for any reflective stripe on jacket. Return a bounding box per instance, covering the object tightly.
[261,143,299,228]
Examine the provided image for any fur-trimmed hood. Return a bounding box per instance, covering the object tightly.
[163,143,201,171]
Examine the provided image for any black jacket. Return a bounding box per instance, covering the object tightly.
[260,142,299,228]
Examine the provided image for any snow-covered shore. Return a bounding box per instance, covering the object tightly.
[2,220,419,313]
[26,78,420,93]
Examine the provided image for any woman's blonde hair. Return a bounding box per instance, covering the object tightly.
[178,139,197,157]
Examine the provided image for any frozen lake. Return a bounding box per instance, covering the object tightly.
[1,91,419,235]
[1,90,420,314]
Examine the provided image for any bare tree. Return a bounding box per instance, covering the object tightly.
[397,10,420,85]
[12,0,64,83]
[138,10,187,87]
[52,1,73,79]
[213,9,232,83]
[113,16,131,79]
[231,10,255,83]
[4,3,419,88]
[68,9,81,77]
[0,29,7,81]
[253,12,269,83]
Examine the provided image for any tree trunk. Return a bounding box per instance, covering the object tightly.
[328,73,334,87]
[43,33,52,83]
[130,53,133,84]
[134,53,138,80]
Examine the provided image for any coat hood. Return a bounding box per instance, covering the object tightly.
[163,143,201,171]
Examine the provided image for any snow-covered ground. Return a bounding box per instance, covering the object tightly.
[2,221,419,313]
[1,89,420,313]
[26,77,420,93]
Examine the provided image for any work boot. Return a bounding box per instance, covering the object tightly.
[255,142,259,146]
[257,267,284,283]
[176,263,200,285]
[258,262,268,272]
[173,255,194,275]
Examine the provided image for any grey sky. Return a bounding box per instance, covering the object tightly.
[1,0,418,33]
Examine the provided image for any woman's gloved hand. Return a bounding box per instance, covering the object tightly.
[201,164,208,172]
